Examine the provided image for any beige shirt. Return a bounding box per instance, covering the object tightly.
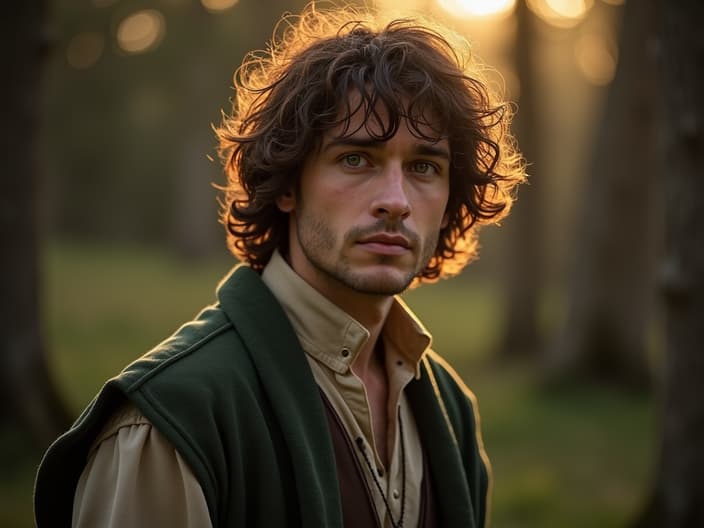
[73,252,432,527]
[262,251,430,528]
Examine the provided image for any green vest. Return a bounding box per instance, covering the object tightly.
[34,265,489,527]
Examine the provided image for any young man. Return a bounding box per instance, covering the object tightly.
[35,5,524,527]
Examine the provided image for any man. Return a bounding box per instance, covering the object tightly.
[35,4,524,527]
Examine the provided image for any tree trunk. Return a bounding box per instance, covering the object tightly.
[546,0,658,388]
[0,1,72,447]
[632,1,704,525]
[497,0,544,360]
[170,4,221,260]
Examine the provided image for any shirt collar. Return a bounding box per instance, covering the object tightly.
[261,251,432,377]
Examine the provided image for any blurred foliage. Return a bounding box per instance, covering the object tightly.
[44,0,310,249]
[0,243,653,527]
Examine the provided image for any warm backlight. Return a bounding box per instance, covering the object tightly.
[575,33,617,86]
[201,0,239,13]
[437,0,517,19]
[116,9,166,54]
[527,0,593,28]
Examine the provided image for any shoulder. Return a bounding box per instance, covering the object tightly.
[421,350,485,445]
[110,301,271,444]
[422,350,492,524]
[115,303,251,395]
[423,350,479,408]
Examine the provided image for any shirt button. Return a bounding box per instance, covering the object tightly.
[392,489,400,499]
[341,347,350,357]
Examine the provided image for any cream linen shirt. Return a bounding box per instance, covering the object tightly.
[72,252,432,527]
[262,251,431,528]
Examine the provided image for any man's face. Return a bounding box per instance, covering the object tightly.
[278,103,450,300]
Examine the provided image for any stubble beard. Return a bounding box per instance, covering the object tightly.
[296,210,438,296]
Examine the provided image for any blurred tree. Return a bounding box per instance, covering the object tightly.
[498,0,544,360]
[0,0,72,447]
[44,0,311,259]
[545,0,658,388]
[169,0,309,259]
[169,3,229,259]
[633,1,704,525]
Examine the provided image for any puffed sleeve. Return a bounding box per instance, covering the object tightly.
[72,404,212,528]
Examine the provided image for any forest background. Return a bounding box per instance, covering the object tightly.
[2,0,702,527]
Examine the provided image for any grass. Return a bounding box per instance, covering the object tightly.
[1,242,655,527]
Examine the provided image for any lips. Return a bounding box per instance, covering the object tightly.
[358,233,411,248]
[355,233,412,256]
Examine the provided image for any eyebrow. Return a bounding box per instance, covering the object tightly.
[321,137,451,161]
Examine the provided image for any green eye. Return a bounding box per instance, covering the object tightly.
[412,161,435,175]
[344,154,363,167]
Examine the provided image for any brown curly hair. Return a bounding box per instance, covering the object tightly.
[216,3,525,282]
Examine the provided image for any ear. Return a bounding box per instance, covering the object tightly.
[440,212,449,229]
[276,189,296,213]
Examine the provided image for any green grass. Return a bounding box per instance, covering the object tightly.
[1,242,655,527]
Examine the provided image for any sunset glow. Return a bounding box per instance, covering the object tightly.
[436,0,517,19]
[201,0,240,13]
[575,33,617,86]
[116,10,166,54]
[527,0,593,28]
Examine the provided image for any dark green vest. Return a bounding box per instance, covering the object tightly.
[34,265,489,527]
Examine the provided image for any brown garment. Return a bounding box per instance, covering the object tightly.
[321,392,437,528]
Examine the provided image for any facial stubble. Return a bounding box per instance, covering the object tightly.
[294,207,439,296]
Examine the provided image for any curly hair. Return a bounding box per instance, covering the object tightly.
[216,3,525,282]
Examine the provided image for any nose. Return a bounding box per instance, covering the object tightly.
[371,163,411,221]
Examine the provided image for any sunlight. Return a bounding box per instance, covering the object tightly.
[545,0,588,18]
[375,0,427,13]
[66,32,104,69]
[116,9,166,54]
[201,0,239,13]
[436,0,516,19]
[527,0,593,28]
[575,32,617,86]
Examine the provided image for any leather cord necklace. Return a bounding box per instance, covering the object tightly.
[355,413,407,528]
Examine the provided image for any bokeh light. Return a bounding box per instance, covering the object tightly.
[527,0,593,28]
[575,32,617,86]
[66,32,105,69]
[201,0,239,13]
[436,0,517,19]
[116,9,166,54]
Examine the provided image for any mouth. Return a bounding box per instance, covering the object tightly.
[356,233,412,256]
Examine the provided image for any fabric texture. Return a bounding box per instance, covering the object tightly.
[34,264,490,528]
[71,405,209,527]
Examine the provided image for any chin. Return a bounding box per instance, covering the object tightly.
[342,268,415,296]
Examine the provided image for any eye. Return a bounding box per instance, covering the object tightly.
[410,161,438,176]
[341,153,368,168]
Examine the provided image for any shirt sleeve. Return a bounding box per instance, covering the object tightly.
[72,404,212,528]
